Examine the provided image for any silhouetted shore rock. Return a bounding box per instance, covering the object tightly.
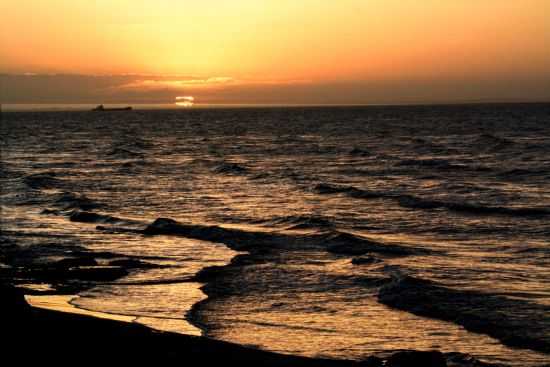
[0,236,166,294]
[385,350,446,367]
[0,283,31,314]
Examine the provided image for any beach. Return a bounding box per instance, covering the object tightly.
[1,283,358,366]
[2,282,481,366]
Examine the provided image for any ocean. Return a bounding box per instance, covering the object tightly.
[1,104,549,365]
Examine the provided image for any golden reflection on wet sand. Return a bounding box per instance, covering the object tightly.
[25,295,136,323]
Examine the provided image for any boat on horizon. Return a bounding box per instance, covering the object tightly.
[91,104,132,111]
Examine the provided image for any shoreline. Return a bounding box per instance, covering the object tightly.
[26,281,206,336]
[2,283,509,366]
[1,226,512,366]
[3,283,366,366]
[26,294,141,322]
[3,217,548,365]
[143,218,550,359]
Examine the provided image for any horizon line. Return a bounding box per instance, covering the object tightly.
[2,100,549,113]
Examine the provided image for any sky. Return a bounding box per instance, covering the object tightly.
[1,0,549,105]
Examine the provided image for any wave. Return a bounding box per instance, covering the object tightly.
[119,159,149,168]
[397,158,456,168]
[35,191,144,227]
[313,183,389,199]
[314,183,550,218]
[140,218,423,257]
[397,195,550,217]
[253,215,334,230]
[0,162,21,179]
[497,168,550,180]
[378,274,550,354]
[407,137,460,155]
[351,255,381,265]
[107,148,145,159]
[69,210,124,224]
[276,168,308,182]
[473,133,514,152]
[313,183,351,195]
[115,138,153,151]
[52,192,102,211]
[348,147,371,156]
[107,258,168,269]
[396,158,490,172]
[324,231,417,256]
[23,172,64,189]
[212,162,249,175]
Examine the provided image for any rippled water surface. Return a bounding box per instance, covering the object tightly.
[1,104,549,365]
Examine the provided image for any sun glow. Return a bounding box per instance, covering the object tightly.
[175,96,195,107]
[1,1,549,104]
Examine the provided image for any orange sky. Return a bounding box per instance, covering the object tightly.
[1,0,549,104]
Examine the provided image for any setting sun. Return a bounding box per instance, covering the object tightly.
[175,96,195,107]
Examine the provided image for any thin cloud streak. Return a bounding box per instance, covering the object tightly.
[1,73,549,105]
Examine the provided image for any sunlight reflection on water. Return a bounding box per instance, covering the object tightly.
[2,106,549,365]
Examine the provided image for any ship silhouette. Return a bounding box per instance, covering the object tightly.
[92,104,132,111]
